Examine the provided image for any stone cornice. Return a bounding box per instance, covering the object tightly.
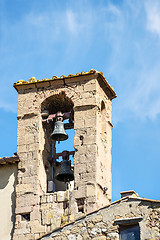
[13,69,117,99]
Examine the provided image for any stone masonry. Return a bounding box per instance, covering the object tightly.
[40,194,160,240]
[13,70,116,239]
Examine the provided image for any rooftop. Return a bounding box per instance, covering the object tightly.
[0,155,19,165]
[13,69,117,99]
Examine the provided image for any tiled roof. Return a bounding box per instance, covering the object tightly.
[13,69,117,99]
[0,155,19,165]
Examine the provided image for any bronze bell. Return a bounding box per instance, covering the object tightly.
[51,113,68,142]
[56,154,74,183]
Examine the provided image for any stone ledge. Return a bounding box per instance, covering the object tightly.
[114,216,143,225]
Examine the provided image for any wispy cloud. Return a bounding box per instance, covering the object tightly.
[101,1,160,123]
[66,10,79,35]
[145,0,160,37]
[1,0,160,123]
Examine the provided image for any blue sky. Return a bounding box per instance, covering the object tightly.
[0,0,160,202]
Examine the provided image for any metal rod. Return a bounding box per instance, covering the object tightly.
[51,144,54,183]
[68,183,71,223]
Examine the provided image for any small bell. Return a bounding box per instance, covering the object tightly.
[51,113,68,142]
[56,153,74,183]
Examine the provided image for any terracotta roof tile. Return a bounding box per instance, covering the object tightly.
[0,155,19,165]
[13,69,117,99]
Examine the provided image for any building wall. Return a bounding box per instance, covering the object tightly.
[0,164,17,240]
[40,198,160,240]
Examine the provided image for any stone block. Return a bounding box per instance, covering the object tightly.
[21,176,36,185]
[86,163,96,173]
[53,193,57,202]
[18,152,28,162]
[42,209,54,225]
[73,188,86,200]
[13,233,29,240]
[74,110,85,120]
[76,83,84,92]
[92,236,106,240]
[27,143,39,152]
[74,136,80,146]
[83,135,96,145]
[66,234,76,240]
[30,220,45,234]
[107,232,119,239]
[34,233,40,239]
[92,214,103,224]
[15,205,32,214]
[30,205,41,221]
[14,221,30,235]
[75,163,87,174]
[86,184,96,197]
[74,145,87,154]
[86,144,97,154]
[61,215,69,224]
[84,82,96,91]
[47,194,53,203]
[86,108,97,118]
[74,99,86,107]
[83,172,96,182]
[87,221,94,228]
[16,214,21,223]
[51,216,61,229]
[69,214,75,222]
[16,193,39,208]
[86,127,96,135]
[75,154,87,164]
[70,226,80,234]
[84,117,96,128]
[64,190,70,201]
[17,144,27,153]
[40,203,50,211]
[84,97,96,106]
[57,191,65,202]
[74,119,85,129]
[20,133,35,145]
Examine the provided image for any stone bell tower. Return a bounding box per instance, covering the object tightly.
[13,70,116,239]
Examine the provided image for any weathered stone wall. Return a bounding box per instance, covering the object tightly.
[40,198,160,240]
[13,73,114,239]
[96,78,113,204]
[40,191,75,234]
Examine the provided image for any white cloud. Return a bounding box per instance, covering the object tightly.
[1,0,160,122]
[103,1,160,123]
[66,10,79,35]
[145,0,160,37]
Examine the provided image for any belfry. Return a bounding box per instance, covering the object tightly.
[13,70,116,238]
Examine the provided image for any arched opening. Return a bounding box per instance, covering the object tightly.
[41,92,74,193]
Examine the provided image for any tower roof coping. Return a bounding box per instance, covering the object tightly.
[120,190,139,198]
[13,69,117,99]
